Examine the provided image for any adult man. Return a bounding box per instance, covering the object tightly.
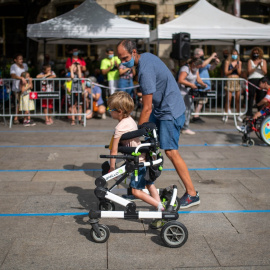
[117,40,200,209]
[100,48,121,95]
[10,54,28,124]
[65,47,86,73]
[192,48,220,123]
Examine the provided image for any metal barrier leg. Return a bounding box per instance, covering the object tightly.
[9,115,13,128]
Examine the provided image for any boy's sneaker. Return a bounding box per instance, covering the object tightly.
[149,219,167,229]
[27,120,36,126]
[122,194,140,201]
[23,120,30,127]
[180,191,200,209]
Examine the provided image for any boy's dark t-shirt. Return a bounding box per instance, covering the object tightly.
[137,53,186,120]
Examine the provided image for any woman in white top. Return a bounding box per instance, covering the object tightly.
[247,47,267,116]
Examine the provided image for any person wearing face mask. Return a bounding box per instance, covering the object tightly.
[192,48,220,124]
[247,47,267,116]
[223,49,242,123]
[117,40,201,210]
[178,58,207,135]
[100,48,121,96]
[65,47,86,73]
[118,60,136,97]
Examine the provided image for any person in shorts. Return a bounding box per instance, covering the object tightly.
[107,91,164,212]
[117,40,200,209]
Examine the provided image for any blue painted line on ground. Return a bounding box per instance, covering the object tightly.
[0,167,269,173]
[0,128,237,134]
[1,209,269,217]
[0,143,245,148]
[0,145,105,148]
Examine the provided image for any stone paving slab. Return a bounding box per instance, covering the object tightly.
[205,233,270,267]
[0,116,270,269]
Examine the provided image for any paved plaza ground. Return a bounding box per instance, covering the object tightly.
[0,114,269,270]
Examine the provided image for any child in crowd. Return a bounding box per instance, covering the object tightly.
[19,72,36,126]
[36,65,56,125]
[107,91,164,212]
[253,76,270,120]
[84,76,106,120]
[70,62,83,125]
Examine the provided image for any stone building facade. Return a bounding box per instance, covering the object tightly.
[0,0,270,72]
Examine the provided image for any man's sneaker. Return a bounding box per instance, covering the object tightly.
[149,219,167,229]
[180,191,200,209]
[191,117,205,124]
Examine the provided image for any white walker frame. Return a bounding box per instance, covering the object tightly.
[88,122,189,248]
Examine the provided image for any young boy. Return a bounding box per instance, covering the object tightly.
[36,65,56,125]
[253,76,270,120]
[107,91,164,212]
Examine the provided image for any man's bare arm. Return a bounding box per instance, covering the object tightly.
[138,94,153,125]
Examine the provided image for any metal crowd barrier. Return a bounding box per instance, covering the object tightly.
[1,77,249,128]
[0,78,94,128]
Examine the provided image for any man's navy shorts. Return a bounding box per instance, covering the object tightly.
[149,113,185,150]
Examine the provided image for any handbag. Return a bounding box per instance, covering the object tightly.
[93,100,99,112]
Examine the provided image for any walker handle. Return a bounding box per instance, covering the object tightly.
[100,155,135,160]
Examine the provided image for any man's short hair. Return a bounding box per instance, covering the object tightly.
[260,76,270,85]
[13,53,23,60]
[194,48,203,56]
[117,40,137,54]
[106,48,114,53]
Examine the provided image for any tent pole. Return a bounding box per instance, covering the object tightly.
[43,39,47,64]
[26,37,30,63]
[147,38,150,52]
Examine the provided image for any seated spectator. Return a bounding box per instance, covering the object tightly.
[85,76,106,120]
[36,65,56,125]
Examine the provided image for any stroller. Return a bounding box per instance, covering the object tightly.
[88,122,188,248]
[237,112,270,147]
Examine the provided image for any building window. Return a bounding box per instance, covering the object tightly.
[175,2,194,18]
[241,2,270,24]
[116,2,156,30]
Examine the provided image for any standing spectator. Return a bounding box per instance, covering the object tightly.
[178,58,207,135]
[19,72,36,126]
[65,47,86,73]
[84,77,106,120]
[192,48,220,123]
[117,40,200,210]
[100,48,121,95]
[70,62,83,125]
[36,65,56,125]
[223,49,242,122]
[247,47,267,116]
[118,63,136,97]
[10,53,28,124]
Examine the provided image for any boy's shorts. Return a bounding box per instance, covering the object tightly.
[149,113,185,150]
[130,167,154,190]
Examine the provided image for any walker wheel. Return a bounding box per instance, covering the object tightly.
[242,138,255,147]
[99,200,115,211]
[160,221,188,248]
[90,224,110,243]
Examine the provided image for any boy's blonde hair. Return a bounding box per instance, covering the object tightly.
[107,91,134,118]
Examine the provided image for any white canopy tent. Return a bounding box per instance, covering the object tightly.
[150,0,270,46]
[27,0,149,45]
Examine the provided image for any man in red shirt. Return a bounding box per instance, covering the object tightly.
[65,47,86,72]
